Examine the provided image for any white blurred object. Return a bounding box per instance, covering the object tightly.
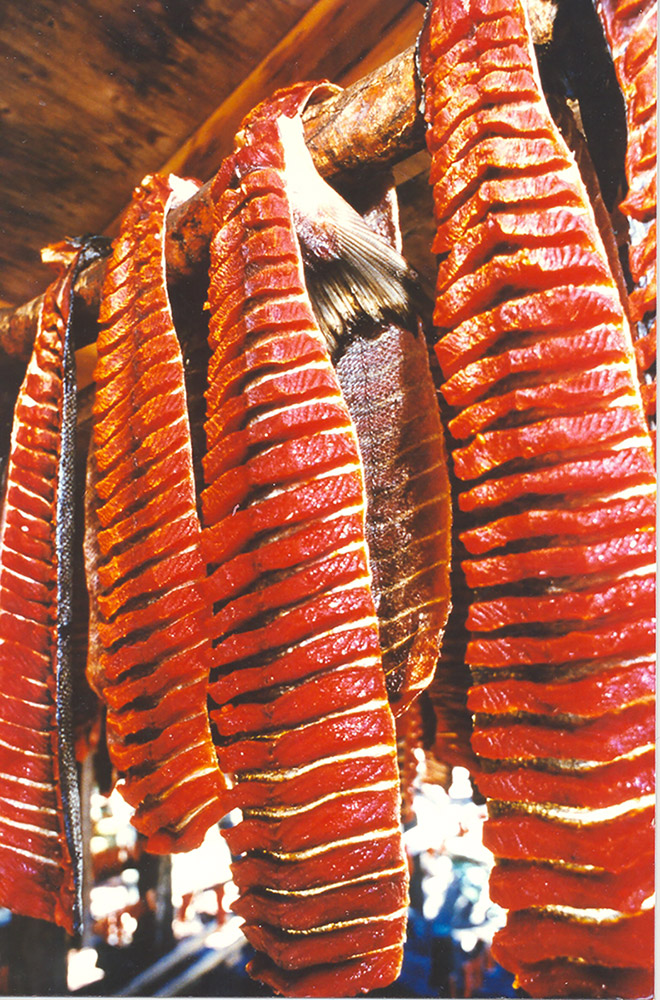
[448,766,473,801]
[170,825,232,905]
[67,947,104,991]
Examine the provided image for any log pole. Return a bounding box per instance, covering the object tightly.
[0,45,423,365]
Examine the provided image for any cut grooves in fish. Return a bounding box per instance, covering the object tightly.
[84,174,226,854]
[0,242,93,934]
[596,0,657,428]
[418,1,655,997]
[201,83,407,996]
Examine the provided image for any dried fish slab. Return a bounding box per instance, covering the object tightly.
[85,173,226,854]
[202,82,408,997]
[419,0,656,995]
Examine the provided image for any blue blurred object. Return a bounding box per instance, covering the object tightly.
[395,769,523,998]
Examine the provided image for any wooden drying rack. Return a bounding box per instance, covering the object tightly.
[0,45,424,365]
[0,0,558,365]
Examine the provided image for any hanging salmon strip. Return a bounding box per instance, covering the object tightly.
[0,237,106,933]
[418,0,656,995]
[201,82,412,996]
[85,173,226,854]
[597,0,657,427]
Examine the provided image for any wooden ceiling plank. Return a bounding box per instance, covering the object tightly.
[0,0,560,364]
[337,5,423,86]
[0,0,326,305]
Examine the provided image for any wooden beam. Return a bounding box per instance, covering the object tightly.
[0,44,424,365]
[0,0,558,365]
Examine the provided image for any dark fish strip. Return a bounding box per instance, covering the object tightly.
[336,320,451,715]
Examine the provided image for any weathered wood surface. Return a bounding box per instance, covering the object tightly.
[0,0,420,308]
[0,43,426,364]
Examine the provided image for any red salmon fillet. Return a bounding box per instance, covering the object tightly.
[489,855,654,913]
[471,699,654,761]
[468,660,655,716]
[419,0,656,992]
[201,83,407,994]
[483,807,654,871]
[492,907,654,967]
[85,174,226,853]
[510,958,653,999]
[248,946,405,999]
[233,870,409,931]
[0,243,90,933]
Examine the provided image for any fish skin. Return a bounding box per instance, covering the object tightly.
[318,171,450,717]
[335,322,451,716]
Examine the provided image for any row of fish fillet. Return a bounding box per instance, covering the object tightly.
[0,0,654,996]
